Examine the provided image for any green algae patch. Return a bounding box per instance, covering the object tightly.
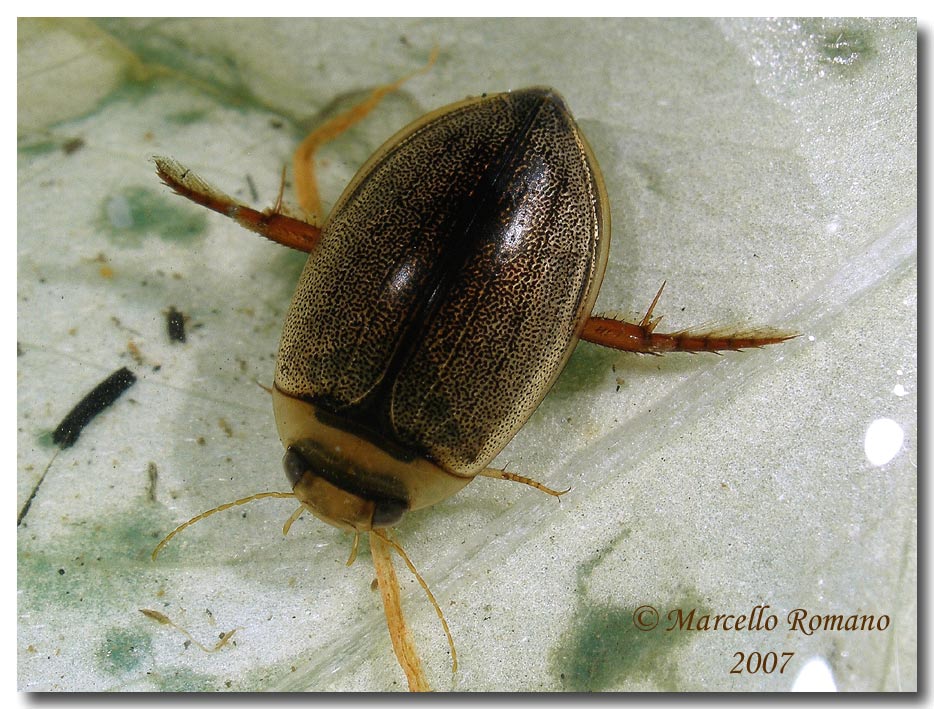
[100,186,207,247]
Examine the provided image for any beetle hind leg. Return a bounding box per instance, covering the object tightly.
[154,157,323,253]
[580,281,798,354]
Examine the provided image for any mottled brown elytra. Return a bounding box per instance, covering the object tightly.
[152,53,794,691]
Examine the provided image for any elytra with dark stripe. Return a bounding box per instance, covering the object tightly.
[276,88,609,480]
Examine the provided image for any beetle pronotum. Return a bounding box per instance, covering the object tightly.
[152,53,794,691]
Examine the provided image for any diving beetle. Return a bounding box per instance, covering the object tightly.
[153,56,793,690]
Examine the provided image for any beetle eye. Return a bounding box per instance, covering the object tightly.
[283,446,308,488]
[372,498,406,528]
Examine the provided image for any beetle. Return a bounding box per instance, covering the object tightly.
[153,56,793,691]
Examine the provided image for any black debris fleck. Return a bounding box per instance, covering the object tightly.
[52,367,138,448]
[63,137,85,155]
[147,462,158,502]
[167,307,187,343]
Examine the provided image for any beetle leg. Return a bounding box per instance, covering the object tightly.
[373,529,457,679]
[282,505,305,536]
[154,157,323,253]
[345,531,360,567]
[580,282,798,354]
[369,531,432,691]
[293,47,438,222]
[478,468,570,497]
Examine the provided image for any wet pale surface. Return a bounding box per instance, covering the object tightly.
[18,18,916,691]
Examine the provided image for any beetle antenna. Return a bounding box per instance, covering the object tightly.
[373,528,458,675]
[152,491,296,561]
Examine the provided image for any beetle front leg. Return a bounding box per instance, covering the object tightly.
[580,282,798,354]
[478,468,569,497]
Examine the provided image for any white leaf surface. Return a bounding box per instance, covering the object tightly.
[17,18,916,692]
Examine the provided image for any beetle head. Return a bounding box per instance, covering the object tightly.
[272,387,473,533]
[283,441,407,531]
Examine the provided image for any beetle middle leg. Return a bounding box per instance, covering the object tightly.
[581,281,797,354]
[370,528,457,692]
[293,47,439,222]
[155,50,437,255]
